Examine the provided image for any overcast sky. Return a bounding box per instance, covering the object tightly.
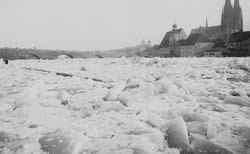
[0,0,249,51]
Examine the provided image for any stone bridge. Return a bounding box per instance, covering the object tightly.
[0,48,137,60]
[0,48,104,60]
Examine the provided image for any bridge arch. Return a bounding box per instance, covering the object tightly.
[24,53,40,59]
[58,54,74,59]
[96,55,104,58]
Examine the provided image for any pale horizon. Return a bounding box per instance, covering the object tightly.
[0,0,249,51]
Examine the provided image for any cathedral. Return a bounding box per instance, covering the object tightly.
[191,0,243,41]
[147,0,245,57]
[221,0,243,34]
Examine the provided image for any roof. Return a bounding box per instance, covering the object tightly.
[190,25,224,40]
[229,31,250,42]
[205,49,222,53]
[159,28,184,48]
[172,28,183,33]
[179,33,211,46]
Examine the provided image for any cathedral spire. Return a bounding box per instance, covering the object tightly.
[224,0,232,11]
[233,0,243,32]
[234,0,240,8]
[206,17,208,28]
[221,0,233,33]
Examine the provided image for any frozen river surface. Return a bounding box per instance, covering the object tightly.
[0,57,250,154]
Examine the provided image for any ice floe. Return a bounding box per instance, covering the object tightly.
[0,57,250,154]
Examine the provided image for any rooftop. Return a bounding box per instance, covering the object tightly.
[179,33,211,45]
[229,31,250,42]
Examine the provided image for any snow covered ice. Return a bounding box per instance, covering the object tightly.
[0,57,250,154]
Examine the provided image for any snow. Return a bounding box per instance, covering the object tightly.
[0,57,250,154]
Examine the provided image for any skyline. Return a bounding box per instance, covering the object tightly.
[0,0,250,51]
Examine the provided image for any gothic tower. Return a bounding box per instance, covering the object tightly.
[147,40,152,48]
[221,0,233,33]
[233,0,243,32]
[141,40,145,49]
[206,18,208,28]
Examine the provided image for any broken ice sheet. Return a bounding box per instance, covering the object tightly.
[0,58,250,154]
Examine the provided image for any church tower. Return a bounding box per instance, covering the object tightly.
[206,18,208,28]
[221,0,233,33]
[233,0,243,32]
[141,40,145,49]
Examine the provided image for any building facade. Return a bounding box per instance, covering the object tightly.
[178,33,214,57]
[157,28,214,57]
[227,31,250,56]
[159,24,187,56]
[204,50,223,57]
